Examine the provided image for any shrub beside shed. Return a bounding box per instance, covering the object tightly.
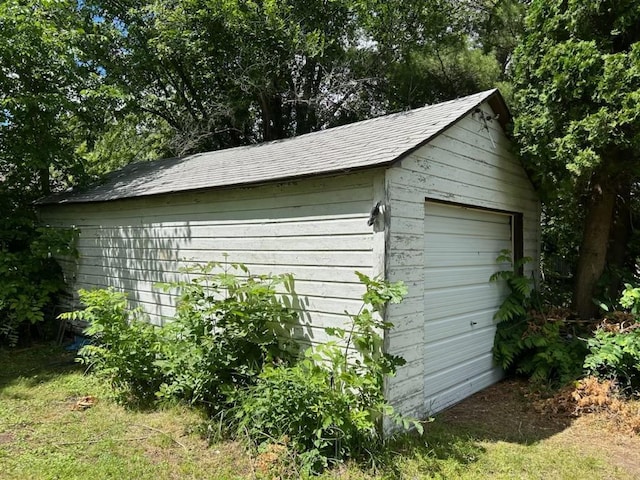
[38,89,540,419]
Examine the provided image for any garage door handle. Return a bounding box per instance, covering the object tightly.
[470,321,478,326]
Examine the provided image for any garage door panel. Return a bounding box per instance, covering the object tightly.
[424,233,513,252]
[425,203,511,223]
[423,352,495,394]
[424,283,507,320]
[423,201,510,413]
[424,230,511,252]
[425,369,503,415]
[424,326,496,373]
[424,265,505,289]
[424,251,512,268]
[424,217,512,237]
[424,308,500,342]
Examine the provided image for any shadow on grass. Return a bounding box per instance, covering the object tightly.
[0,343,81,392]
[365,378,575,477]
[0,343,164,413]
[433,378,574,445]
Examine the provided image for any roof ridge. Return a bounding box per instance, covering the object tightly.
[187,88,500,156]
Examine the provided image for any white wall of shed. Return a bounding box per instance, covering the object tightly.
[384,101,541,420]
[39,170,384,345]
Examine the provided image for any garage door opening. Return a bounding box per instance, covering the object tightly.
[423,200,522,413]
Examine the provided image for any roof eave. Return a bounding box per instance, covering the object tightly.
[36,164,393,207]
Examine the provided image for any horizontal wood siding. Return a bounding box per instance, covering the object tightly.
[39,171,380,344]
[385,101,541,419]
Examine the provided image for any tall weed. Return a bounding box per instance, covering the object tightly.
[61,288,164,404]
[231,272,421,473]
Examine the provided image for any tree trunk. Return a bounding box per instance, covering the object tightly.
[572,168,616,319]
[259,93,272,141]
[260,94,285,141]
[606,181,631,299]
[39,166,50,196]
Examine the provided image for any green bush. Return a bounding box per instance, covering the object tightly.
[155,262,299,409]
[584,327,640,390]
[233,361,355,474]
[0,223,76,346]
[63,288,164,404]
[68,263,300,407]
[584,284,640,391]
[67,265,420,472]
[230,272,421,473]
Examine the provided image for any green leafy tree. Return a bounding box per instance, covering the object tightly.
[0,0,117,197]
[78,112,172,178]
[84,0,369,153]
[0,0,112,344]
[512,0,640,318]
[464,0,528,77]
[83,0,520,153]
[360,0,509,109]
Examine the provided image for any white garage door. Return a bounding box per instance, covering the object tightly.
[423,201,512,414]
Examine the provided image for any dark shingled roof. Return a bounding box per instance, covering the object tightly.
[38,89,508,205]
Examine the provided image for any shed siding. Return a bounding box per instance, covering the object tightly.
[39,171,381,343]
[384,101,540,418]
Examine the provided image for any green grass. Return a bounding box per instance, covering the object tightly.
[0,345,250,480]
[0,344,634,479]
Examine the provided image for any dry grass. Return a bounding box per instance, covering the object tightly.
[437,377,640,479]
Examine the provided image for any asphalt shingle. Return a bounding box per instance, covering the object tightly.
[39,89,505,204]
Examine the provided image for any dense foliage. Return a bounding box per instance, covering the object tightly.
[512,0,640,318]
[62,288,165,403]
[65,263,298,406]
[231,272,417,472]
[155,263,299,408]
[493,257,640,392]
[77,0,515,153]
[0,0,115,345]
[0,0,526,340]
[585,324,640,391]
[0,221,76,346]
[584,284,640,391]
[494,308,588,387]
[492,252,588,386]
[66,265,416,471]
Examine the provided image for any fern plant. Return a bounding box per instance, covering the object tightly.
[490,250,535,322]
[491,250,586,386]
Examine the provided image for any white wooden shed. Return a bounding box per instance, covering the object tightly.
[38,89,540,418]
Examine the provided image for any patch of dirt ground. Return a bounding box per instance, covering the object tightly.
[438,379,640,477]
